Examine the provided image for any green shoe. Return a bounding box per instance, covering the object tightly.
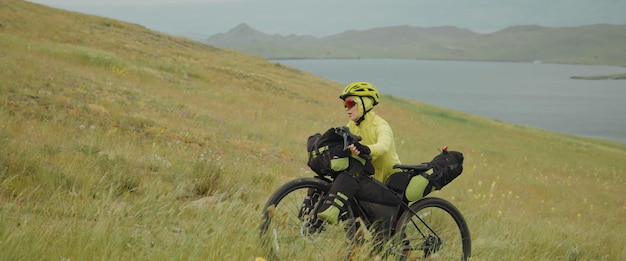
[317,192,348,225]
[317,205,340,225]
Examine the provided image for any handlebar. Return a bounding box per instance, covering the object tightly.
[334,126,361,150]
[334,126,372,161]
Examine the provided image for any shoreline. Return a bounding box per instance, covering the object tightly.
[272,58,626,80]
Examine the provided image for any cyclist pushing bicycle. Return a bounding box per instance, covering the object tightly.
[260,82,471,260]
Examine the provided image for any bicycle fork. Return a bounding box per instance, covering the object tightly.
[299,188,328,238]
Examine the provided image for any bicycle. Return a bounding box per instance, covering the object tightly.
[259,130,471,260]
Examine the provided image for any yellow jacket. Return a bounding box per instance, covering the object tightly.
[346,111,401,183]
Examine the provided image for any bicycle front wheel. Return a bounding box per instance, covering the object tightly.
[259,177,357,260]
[392,197,471,261]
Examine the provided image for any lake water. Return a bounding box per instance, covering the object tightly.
[274,59,626,144]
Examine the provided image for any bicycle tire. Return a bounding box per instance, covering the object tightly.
[259,177,358,260]
[391,197,471,261]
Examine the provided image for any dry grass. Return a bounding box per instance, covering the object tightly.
[1,1,625,260]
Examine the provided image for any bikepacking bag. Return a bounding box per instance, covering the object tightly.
[427,149,464,190]
[306,127,372,176]
[387,170,438,202]
[306,128,352,176]
[386,148,464,202]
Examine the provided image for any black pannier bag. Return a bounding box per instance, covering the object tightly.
[427,149,464,190]
[306,126,373,177]
[386,170,432,202]
[386,147,464,202]
[306,127,352,176]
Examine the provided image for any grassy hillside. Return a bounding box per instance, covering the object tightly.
[1,1,625,260]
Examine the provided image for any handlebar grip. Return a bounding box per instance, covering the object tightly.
[336,126,362,150]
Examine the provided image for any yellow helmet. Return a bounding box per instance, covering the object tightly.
[339,82,380,106]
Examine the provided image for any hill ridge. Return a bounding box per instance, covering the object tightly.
[206,23,626,66]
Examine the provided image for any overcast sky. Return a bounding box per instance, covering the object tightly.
[28,0,626,39]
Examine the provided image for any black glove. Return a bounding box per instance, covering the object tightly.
[353,142,371,156]
[353,143,374,176]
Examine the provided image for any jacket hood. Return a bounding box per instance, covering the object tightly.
[357,96,375,118]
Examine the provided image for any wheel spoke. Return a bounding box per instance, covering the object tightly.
[389,197,471,261]
[260,178,357,260]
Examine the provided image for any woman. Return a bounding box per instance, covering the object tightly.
[317,82,404,226]
[341,81,401,183]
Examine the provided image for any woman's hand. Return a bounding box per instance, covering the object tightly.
[348,143,370,156]
[348,144,360,156]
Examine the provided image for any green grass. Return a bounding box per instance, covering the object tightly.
[1,1,625,260]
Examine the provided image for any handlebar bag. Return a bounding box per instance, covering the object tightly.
[306,128,351,176]
[307,127,373,177]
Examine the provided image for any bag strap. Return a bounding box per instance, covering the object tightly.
[308,135,322,158]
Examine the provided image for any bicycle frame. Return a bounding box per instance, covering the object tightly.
[313,172,436,240]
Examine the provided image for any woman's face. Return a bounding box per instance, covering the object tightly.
[343,96,360,122]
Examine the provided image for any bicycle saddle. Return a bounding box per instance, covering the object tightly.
[393,163,430,172]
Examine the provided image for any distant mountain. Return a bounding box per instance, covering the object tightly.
[206,23,626,66]
[207,23,318,46]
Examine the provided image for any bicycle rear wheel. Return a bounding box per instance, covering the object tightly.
[391,197,471,261]
[259,178,357,260]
